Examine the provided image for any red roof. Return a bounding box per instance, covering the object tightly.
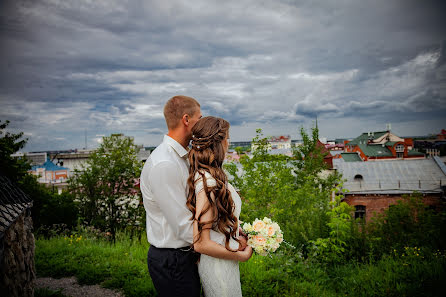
[269,135,290,142]
[316,140,331,155]
[325,143,345,150]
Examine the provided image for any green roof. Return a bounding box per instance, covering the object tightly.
[348,131,388,146]
[385,141,398,147]
[357,144,393,157]
[341,153,363,162]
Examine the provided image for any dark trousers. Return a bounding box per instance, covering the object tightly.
[147,245,201,297]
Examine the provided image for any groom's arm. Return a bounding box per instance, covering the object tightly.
[148,160,193,244]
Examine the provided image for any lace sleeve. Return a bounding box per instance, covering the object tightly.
[194,171,217,194]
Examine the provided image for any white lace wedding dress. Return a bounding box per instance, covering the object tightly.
[194,171,242,297]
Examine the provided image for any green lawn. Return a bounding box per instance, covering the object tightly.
[35,233,446,297]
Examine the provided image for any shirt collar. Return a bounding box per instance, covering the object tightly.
[164,135,189,158]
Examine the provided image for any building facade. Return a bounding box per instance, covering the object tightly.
[29,158,69,194]
[344,130,424,161]
[334,156,446,222]
[251,135,292,151]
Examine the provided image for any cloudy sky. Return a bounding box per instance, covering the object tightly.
[1,0,445,151]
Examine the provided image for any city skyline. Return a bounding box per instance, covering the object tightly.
[12,125,443,153]
[1,0,446,152]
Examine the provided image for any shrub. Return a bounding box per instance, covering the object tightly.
[310,189,355,265]
[69,134,143,242]
[366,192,446,257]
[225,127,340,248]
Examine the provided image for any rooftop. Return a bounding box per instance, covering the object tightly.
[31,158,68,171]
[357,144,393,157]
[341,152,363,162]
[348,131,388,146]
[269,135,291,142]
[334,158,446,194]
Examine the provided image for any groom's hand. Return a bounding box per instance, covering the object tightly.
[238,235,247,251]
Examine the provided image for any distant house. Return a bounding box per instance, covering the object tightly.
[316,140,334,169]
[269,135,292,149]
[29,157,69,194]
[414,129,446,159]
[324,143,345,151]
[334,156,446,222]
[437,129,446,141]
[251,135,292,151]
[344,130,424,161]
[225,150,241,162]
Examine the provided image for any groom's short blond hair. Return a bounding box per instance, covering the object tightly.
[164,95,201,130]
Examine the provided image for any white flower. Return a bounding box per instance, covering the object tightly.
[242,222,253,233]
[252,219,266,232]
[244,217,286,257]
[262,217,272,224]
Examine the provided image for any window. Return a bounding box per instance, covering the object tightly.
[354,174,363,181]
[355,205,366,219]
[395,144,405,152]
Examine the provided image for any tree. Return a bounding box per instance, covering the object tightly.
[0,119,78,232]
[70,134,143,242]
[234,146,249,156]
[0,120,30,181]
[292,126,328,184]
[310,188,355,265]
[225,126,340,246]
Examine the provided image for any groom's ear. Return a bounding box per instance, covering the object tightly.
[182,114,190,127]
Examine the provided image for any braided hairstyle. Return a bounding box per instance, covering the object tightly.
[186,116,239,251]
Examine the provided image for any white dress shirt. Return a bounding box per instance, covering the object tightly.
[140,135,193,248]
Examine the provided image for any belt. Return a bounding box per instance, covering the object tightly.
[151,245,194,252]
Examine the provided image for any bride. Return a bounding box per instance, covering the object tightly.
[186,116,253,297]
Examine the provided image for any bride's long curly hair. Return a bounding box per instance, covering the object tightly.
[186,116,239,251]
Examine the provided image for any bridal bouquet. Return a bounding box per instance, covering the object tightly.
[242,217,288,257]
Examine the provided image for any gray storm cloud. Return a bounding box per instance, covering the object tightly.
[0,0,445,151]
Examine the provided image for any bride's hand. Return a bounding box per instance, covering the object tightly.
[238,236,247,251]
[237,246,253,262]
[239,227,248,239]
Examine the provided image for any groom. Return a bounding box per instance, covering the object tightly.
[140,95,203,297]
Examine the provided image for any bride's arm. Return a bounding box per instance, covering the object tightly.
[192,190,252,262]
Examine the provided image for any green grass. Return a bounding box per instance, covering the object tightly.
[35,232,155,297]
[35,233,446,297]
